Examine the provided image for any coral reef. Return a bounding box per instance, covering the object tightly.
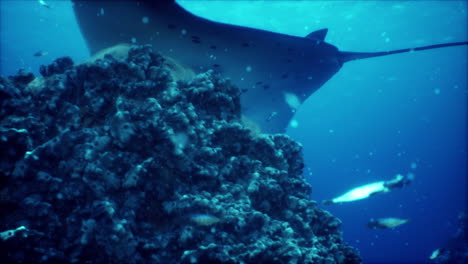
[0,45,361,264]
[430,212,468,264]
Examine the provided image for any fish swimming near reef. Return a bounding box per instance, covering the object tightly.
[34,50,48,57]
[428,248,445,260]
[189,214,222,226]
[72,0,468,133]
[322,173,413,205]
[367,217,410,229]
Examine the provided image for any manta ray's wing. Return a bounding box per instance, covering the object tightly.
[72,0,344,133]
[72,0,179,54]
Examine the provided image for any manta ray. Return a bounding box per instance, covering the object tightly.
[72,0,467,133]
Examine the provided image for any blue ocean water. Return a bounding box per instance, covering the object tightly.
[1,1,466,263]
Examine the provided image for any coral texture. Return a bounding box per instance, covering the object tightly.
[430,212,468,264]
[0,45,361,264]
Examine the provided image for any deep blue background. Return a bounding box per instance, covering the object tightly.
[1,1,466,263]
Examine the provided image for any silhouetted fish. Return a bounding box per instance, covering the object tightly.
[34,50,48,57]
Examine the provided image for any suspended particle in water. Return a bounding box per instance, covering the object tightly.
[290,119,299,128]
[142,16,149,24]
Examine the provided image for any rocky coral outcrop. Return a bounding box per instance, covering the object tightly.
[430,212,468,264]
[0,45,361,264]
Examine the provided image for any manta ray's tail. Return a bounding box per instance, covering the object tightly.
[339,41,468,64]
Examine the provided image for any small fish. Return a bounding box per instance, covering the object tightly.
[322,181,389,205]
[428,248,445,260]
[367,217,410,229]
[34,51,48,57]
[323,173,413,205]
[266,111,278,122]
[38,0,51,9]
[0,226,27,241]
[190,214,221,226]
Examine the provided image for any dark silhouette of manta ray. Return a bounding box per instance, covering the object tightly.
[72,0,467,133]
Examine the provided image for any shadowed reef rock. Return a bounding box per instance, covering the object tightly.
[430,212,468,264]
[0,45,361,264]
